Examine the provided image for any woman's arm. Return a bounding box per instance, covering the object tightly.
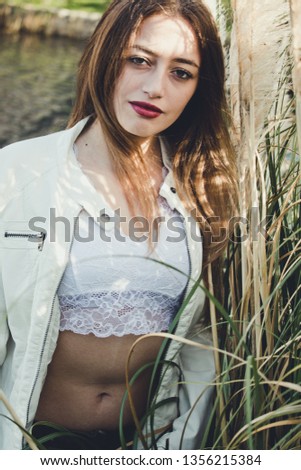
[156,327,216,450]
[0,258,8,367]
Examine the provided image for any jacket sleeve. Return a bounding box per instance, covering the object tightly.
[0,261,8,368]
[155,328,216,450]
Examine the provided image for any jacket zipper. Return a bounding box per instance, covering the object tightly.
[149,208,194,447]
[157,210,193,349]
[5,231,46,251]
[24,211,80,444]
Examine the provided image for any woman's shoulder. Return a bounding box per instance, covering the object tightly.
[0,128,69,208]
[0,129,59,175]
[0,127,68,167]
[0,119,88,186]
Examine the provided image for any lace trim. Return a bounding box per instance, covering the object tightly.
[58,290,183,337]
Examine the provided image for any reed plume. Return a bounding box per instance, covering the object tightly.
[229,0,291,357]
[290,0,301,148]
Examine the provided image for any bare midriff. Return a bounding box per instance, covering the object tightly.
[35,331,164,431]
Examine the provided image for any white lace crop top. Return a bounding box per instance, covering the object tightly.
[57,198,190,338]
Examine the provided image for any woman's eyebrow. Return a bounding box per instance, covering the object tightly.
[132,44,200,69]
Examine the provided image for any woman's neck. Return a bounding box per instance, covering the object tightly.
[77,119,162,171]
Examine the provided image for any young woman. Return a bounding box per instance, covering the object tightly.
[0,0,237,450]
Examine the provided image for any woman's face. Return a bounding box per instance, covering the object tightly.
[113,14,201,141]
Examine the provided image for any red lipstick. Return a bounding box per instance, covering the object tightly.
[130,101,163,118]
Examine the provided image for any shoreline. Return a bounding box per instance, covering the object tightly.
[0,3,101,39]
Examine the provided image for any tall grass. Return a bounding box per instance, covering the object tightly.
[206,0,301,450]
[211,115,301,449]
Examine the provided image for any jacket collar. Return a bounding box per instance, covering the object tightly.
[61,117,183,212]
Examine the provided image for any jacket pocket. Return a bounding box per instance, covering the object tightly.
[0,222,46,251]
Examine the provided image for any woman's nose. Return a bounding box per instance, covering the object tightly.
[142,67,165,99]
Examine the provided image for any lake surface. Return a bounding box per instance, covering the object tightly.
[0,34,85,148]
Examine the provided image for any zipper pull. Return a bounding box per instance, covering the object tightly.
[36,232,46,251]
[4,231,46,251]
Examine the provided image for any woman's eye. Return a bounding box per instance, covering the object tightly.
[128,56,149,66]
[173,69,193,80]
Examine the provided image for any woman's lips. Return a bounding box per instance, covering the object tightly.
[129,101,163,118]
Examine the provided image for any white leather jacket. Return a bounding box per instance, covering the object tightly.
[0,118,215,450]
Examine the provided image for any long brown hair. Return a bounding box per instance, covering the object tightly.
[68,0,238,266]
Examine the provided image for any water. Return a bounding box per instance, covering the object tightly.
[0,34,85,148]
